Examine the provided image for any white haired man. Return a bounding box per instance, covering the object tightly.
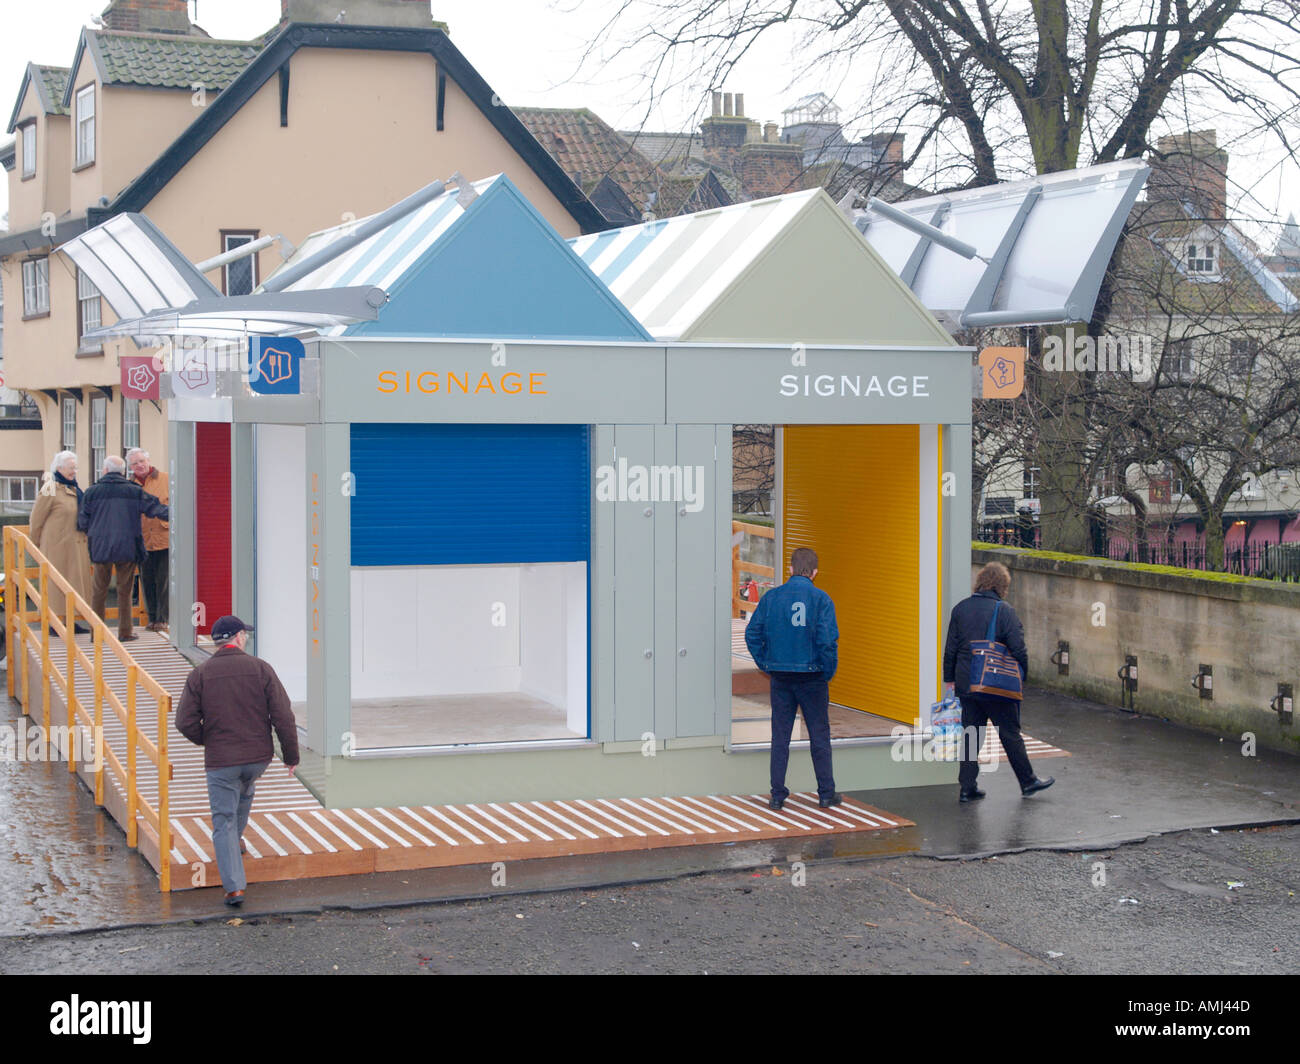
[78,455,169,642]
[127,448,170,631]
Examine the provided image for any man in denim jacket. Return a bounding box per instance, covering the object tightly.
[744,546,842,810]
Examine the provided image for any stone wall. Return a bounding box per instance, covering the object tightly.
[971,546,1300,754]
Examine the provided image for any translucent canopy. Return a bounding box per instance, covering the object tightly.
[58,212,389,341]
[57,212,221,320]
[853,160,1150,327]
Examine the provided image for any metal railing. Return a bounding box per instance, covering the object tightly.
[3,525,174,891]
[732,519,776,617]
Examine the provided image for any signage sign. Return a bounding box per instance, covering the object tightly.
[978,346,1026,399]
[120,356,161,400]
[249,336,304,395]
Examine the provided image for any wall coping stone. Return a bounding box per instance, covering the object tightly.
[972,543,1300,608]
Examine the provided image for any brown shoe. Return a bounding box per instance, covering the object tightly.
[240,839,247,855]
[224,890,245,907]
[120,633,138,642]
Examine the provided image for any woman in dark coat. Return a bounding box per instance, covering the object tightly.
[942,561,1053,803]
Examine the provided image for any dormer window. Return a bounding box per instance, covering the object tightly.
[1186,242,1216,273]
[75,84,95,168]
[20,123,35,179]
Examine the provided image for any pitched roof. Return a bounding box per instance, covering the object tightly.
[513,107,663,209]
[1114,198,1300,317]
[570,189,822,339]
[6,63,71,133]
[82,24,607,234]
[69,29,262,100]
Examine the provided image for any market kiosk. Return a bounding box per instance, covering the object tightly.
[64,176,973,808]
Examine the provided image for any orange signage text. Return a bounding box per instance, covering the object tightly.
[376,370,547,396]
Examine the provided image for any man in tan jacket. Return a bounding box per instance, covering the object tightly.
[127,448,169,631]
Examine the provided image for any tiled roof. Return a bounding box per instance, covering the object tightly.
[36,66,71,115]
[1112,199,1300,316]
[82,30,261,94]
[514,106,664,211]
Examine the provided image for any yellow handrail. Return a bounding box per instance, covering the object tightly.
[4,525,173,892]
[732,519,777,618]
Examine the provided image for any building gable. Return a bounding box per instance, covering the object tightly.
[87,24,606,233]
[684,191,953,346]
[349,177,649,341]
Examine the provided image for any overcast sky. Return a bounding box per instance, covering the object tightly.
[1,0,1297,242]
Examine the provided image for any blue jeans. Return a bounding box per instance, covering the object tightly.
[769,671,836,802]
[205,761,267,892]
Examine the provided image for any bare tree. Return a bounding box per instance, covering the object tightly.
[583,0,1300,550]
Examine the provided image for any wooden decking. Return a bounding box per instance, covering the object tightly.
[19,630,912,892]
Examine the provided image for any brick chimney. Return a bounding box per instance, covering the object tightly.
[736,139,803,199]
[280,0,435,27]
[100,0,194,34]
[701,89,760,151]
[1149,130,1228,220]
[862,132,905,167]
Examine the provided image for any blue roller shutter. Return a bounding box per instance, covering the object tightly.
[350,423,590,565]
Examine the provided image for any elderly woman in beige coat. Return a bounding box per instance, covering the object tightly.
[28,451,94,627]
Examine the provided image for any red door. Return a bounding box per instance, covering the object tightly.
[194,421,231,635]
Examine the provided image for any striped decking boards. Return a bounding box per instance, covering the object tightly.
[166,792,914,887]
[978,729,1070,763]
[18,630,913,892]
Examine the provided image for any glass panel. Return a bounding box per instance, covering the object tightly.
[21,124,35,177]
[224,234,256,296]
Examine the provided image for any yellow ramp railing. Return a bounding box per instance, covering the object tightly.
[732,519,776,618]
[4,525,174,892]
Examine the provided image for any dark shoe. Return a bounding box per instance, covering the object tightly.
[1021,776,1055,797]
[959,787,986,803]
[223,890,245,907]
[119,633,138,642]
[818,793,843,809]
[767,796,785,811]
[240,839,247,855]
[74,624,90,635]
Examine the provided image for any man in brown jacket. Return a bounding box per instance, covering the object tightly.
[176,615,299,906]
[127,448,169,631]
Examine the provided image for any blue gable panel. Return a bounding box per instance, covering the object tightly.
[348,177,650,342]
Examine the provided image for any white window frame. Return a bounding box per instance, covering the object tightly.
[78,270,102,350]
[22,257,49,316]
[122,397,140,451]
[61,396,77,451]
[20,122,36,179]
[221,231,259,296]
[75,84,96,168]
[1186,241,1216,273]
[90,395,107,481]
[0,476,38,514]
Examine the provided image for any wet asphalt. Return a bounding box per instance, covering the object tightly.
[1,665,1297,972]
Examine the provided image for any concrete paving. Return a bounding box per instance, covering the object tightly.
[1,674,1296,936]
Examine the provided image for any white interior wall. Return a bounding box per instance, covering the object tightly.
[255,424,307,703]
[518,562,588,734]
[351,562,588,735]
[350,565,522,700]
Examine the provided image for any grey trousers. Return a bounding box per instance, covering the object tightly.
[205,761,268,892]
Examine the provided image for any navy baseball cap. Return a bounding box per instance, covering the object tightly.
[211,615,254,641]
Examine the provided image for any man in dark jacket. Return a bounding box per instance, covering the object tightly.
[176,615,299,906]
[943,561,1053,802]
[78,455,169,642]
[744,546,842,811]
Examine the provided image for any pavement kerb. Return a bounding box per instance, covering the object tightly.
[4,817,1295,942]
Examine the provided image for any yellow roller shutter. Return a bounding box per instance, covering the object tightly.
[782,425,919,724]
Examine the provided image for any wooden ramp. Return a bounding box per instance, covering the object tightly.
[167,793,912,890]
[19,631,912,892]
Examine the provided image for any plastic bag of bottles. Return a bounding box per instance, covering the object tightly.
[930,695,962,761]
